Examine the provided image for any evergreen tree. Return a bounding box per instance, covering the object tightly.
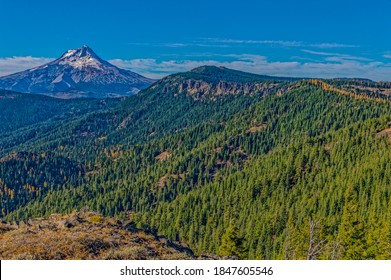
[219,221,246,258]
[339,185,367,259]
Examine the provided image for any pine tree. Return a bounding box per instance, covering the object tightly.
[339,185,367,259]
[219,221,246,258]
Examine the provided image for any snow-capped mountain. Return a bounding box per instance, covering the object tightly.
[0,45,154,98]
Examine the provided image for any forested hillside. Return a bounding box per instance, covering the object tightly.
[0,90,122,156]
[1,66,391,259]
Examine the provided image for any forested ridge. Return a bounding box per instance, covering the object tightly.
[1,66,391,259]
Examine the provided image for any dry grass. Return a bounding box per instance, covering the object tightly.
[377,128,391,143]
[324,143,333,151]
[377,128,391,137]
[155,151,171,162]
[157,174,185,188]
[350,85,391,96]
[0,211,196,260]
[246,124,266,133]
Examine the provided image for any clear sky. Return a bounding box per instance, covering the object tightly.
[1,0,391,80]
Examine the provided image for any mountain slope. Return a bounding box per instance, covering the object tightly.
[0,66,291,161]
[0,46,154,98]
[2,67,391,259]
[0,90,121,134]
[151,66,298,99]
[0,89,121,156]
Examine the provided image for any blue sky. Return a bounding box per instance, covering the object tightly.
[1,0,391,80]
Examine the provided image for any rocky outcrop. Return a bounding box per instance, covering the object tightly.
[150,66,294,100]
[158,78,281,100]
[0,210,218,260]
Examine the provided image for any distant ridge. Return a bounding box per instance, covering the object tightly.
[146,65,301,100]
[187,65,301,82]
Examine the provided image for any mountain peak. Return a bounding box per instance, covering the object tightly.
[190,65,226,74]
[55,45,116,72]
[59,45,100,61]
[0,46,154,98]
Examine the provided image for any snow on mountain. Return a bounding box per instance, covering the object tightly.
[0,45,155,98]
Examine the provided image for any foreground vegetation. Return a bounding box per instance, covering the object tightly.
[0,210,198,260]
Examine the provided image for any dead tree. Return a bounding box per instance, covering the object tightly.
[307,217,327,260]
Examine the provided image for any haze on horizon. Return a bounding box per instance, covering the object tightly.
[2,0,391,81]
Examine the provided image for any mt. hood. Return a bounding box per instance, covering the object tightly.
[0,45,154,98]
